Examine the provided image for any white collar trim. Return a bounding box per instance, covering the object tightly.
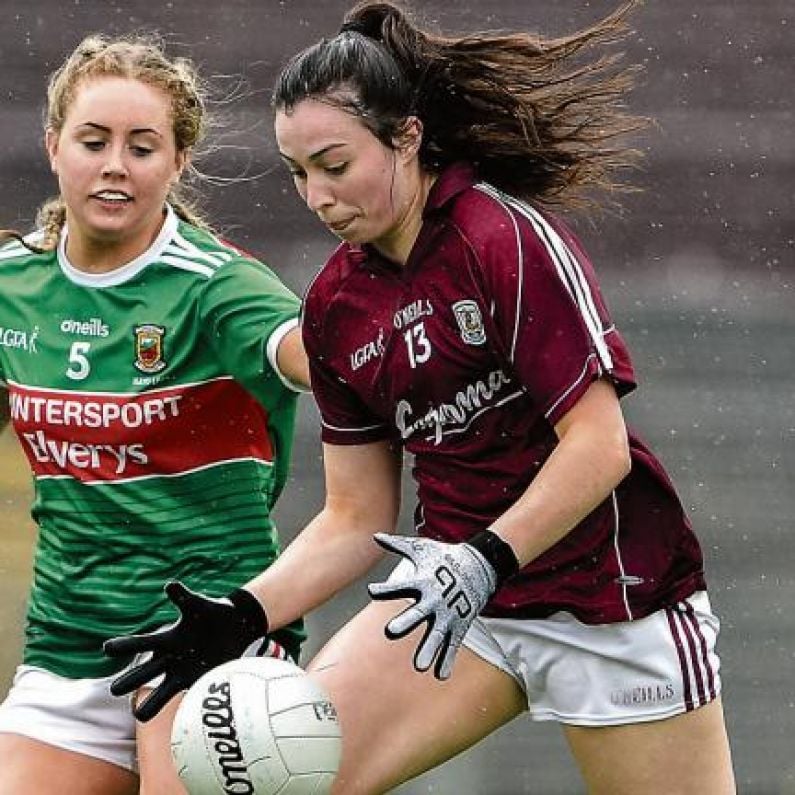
[57,205,178,288]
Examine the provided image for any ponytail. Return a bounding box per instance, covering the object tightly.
[274,1,648,208]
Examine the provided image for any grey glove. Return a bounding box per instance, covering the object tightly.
[368,533,500,680]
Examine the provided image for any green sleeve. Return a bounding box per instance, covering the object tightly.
[198,256,302,501]
[198,256,301,407]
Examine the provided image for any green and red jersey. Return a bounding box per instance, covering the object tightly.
[0,207,305,677]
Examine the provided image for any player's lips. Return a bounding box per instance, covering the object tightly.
[91,190,133,204]
[325,217,355,233]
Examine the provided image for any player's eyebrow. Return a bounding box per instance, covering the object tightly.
[76,122,163,137]
[279,143,347,164]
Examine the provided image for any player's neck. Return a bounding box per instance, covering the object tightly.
[372,171,437,267]
[64,216,164,274]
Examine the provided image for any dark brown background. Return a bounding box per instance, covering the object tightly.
[0,2,792,792]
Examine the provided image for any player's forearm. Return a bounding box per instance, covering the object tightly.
[489,382,631,568]
[243,508,386,630]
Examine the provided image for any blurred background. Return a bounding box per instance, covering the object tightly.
[0,1,792,792]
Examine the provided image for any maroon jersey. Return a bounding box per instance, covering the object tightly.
[302,163,706,624]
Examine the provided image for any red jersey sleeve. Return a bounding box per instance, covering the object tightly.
[460,186,636,425]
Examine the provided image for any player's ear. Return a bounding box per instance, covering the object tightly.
[173,149,191,184]
[394,116,423,162]
[45,128,60,175]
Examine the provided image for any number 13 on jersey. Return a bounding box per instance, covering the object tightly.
[403,322,431,369]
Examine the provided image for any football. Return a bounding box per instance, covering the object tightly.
[170,656,342,795]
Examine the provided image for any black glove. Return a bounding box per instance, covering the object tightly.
[103,580,268,722]
[368,530,519,680]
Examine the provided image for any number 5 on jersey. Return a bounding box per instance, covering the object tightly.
[403,321,432,369]
[67,341,92,380]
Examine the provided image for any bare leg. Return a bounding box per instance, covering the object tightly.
[0,733,138,795]
[308,600,526,795]
[564,697,736,795]
[136,689,189,795]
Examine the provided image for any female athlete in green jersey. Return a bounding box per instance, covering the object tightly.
[0,33,308,795]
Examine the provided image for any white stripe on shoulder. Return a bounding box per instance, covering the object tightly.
[0,241,29,261]
[475,183,613,371]
[160,254,216,279]
[472,184,524,361]
[165,228,233,269]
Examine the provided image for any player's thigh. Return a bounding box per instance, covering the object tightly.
[136,690,188,795]
[564,697,736,795]
[135,635,294,794]
[0,733,137,795]
[307,599,526,795]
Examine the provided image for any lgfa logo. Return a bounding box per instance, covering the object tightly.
[0,325,39,354]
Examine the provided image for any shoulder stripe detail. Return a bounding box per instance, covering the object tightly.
[475,183,613,371]
[160,254,216,279]
[471,186,524,361]
[0,242,29,261]
[165,228,234,269]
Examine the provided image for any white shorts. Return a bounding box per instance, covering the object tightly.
[0,638,291,772]
[0,665,138,771]
[462,590,721,726]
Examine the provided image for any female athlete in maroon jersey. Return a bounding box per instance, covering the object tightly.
[109,2,736,791]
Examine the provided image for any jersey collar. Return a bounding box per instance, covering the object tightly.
[343,162,477,273]
[422,161,478,217]
[57,204,178,288]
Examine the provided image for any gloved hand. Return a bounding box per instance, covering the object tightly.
[103,580,268,722]
[368,531,518,680]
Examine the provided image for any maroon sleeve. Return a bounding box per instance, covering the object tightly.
[463,190,636,425]
[302,261,390,446]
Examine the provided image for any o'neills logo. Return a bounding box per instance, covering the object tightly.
[201,680,254,795]
[133,324,166,374]
[61,317,109,337]
[610,683,675,708]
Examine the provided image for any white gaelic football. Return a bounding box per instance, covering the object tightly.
[171,656,342,795]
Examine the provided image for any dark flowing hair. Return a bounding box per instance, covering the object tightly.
[272,0,648,209]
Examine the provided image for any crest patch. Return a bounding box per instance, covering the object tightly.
[452,300,486,346]
[133,324,166,373]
